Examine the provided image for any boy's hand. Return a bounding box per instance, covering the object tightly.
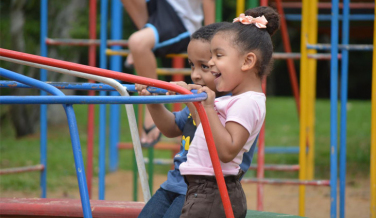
[188,84,216,108]
[135,84,151,96]
[167,81,189,95]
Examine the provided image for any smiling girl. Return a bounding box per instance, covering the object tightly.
[178,7,280,218]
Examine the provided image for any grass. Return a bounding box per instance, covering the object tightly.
[0,97,372,193]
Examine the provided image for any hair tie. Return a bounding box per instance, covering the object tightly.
[233,13,268,29]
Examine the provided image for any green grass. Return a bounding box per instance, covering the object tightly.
[0,97,372,193]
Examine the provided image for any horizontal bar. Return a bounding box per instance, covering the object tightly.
[156,68,191,76]
[143,158,173,165]
[118,142,180,152]
[255,146,300,154]
[241,178,330,186]
[106,49,189,58]
[307,43,373,51]
[276,2,374,9]
[248,164,300,171]
[0,164,44,175]
[0,81,168,94]
[108,49,338,60]
[46,38,128,47]
[0,198,144,217]
[285,14,374,21]
[0,94,207,105]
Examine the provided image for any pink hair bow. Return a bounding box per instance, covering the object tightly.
[233,13,268,29]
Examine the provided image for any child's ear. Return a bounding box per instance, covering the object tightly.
[241,52,257,71]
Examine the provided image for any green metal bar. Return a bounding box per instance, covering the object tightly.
[215,0,223,22]
[148,147,154,193]
[247,0,259,8]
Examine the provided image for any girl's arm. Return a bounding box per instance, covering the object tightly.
[203,0,215,25]
[196,85,250,163]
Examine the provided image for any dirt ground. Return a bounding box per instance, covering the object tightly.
[1,170,370,218]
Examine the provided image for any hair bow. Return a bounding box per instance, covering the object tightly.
[233,14,268,29]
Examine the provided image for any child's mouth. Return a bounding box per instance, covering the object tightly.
[212,71,221,78]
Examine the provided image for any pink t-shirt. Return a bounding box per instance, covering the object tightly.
[179,91,266,176]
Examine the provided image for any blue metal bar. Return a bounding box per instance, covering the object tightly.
[99,0,108,200]
[340,0,350,217]
[40,0,48,199]
[0,68,93,217]
[330,0,339,217]
[285,14,374,21]
[109,0,123,173]
[0,81,168,94]
[307,43,373,51]
[0,94,208,105]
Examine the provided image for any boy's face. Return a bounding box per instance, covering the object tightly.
[187,40,218,94]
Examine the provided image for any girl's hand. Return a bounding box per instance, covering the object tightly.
[188,84,216,108]
[135,84,151,96]
[167,81,189,95]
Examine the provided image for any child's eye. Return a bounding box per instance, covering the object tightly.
[216,54,222,58]
[189,62,194,68]
[201,64,209,70]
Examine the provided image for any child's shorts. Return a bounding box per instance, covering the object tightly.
[181,174,247,218]
[145,0,191,57]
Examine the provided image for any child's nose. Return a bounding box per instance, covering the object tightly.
[191,70,201,81]
[208,58,214,67]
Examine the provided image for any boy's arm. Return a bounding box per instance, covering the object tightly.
[203,0,215,25]
[147,104,182,138]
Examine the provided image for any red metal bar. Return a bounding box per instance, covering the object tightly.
[242,178,330,186]
[0,48,234,218]
[272,2,375,9]
[172,57,185,111]
[0,164,44,175]
[257,1,268,208]
[0,198,144,217]
[86,0,97,200]
[45,38,128,47]
[249,164,300,171]
[275,0,300,115]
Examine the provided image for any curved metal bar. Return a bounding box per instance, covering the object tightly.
[0,59,154,202]
[0,80,167,94]
[0,68,92,217]
[0,48,235,218]
[0,95,207,105]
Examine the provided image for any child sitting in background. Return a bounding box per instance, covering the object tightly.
[178,6,280,218]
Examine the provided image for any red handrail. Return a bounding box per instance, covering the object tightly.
[0,48,234,218]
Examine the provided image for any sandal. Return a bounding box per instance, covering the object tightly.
[141,124,162,148]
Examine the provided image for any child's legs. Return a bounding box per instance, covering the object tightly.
[180,176,247,218]
[138,188,179,218]
[120,0,148,29]
[163,193,185,218]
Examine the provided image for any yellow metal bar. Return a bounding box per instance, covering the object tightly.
[306,0,318,181]
[156,68,191,76]
[299,0,309,216]
[106,49,188,58]
[370,4,376,218]
[237,0,245,16]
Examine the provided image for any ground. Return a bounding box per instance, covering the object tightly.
[0,170,370,218]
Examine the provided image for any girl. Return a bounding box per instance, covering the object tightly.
[179,7,280,218]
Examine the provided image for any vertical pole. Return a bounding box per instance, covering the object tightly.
[256,0,267,211]
[215,0,222,22]
[306,0,318,181]
[98,0,108,200]
[299,0,309,215]
[275,0,300,116]
[109,0,123,172]
[370,3,376,218]
[172,58,184,112]
[65,105,93,218]
[339,0,350,217]
[330,0,339,217]
[86,0,97,199]
[236,0,245,16]
[40,0,48,199]
[247,0,259,9]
